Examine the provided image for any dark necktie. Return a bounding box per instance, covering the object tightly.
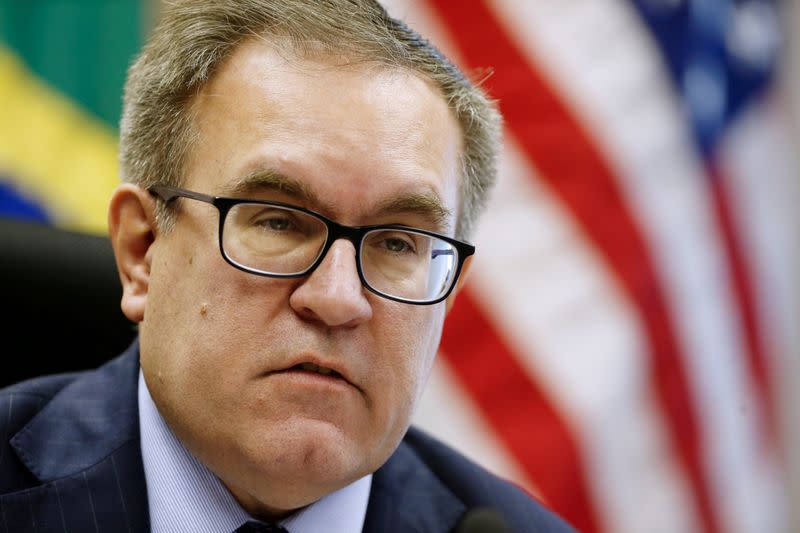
[234,519,289,533]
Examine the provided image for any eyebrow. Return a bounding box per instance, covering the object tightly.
[372,192,452,231]
[223,169,453,231]
[223,170,324,206]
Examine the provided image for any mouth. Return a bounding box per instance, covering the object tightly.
[268,359,359,392]
[289,362,343,379]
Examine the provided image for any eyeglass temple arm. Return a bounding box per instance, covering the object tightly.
[150,184,216,205]
[431,248,455,259]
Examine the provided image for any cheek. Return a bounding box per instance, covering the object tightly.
[142,235,282,379]
[374,304,445,413]
[408,306,445,399]
[157,237,288,329]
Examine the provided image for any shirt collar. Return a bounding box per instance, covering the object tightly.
[138,370,372,533]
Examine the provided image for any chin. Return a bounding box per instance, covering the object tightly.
[223,430,372,515]
[243,418,378,489]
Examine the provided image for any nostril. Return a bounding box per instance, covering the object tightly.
[295,305,321,323]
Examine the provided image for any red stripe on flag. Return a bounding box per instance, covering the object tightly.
[428,1,721,532]
[440,289,599,533]
[708,163,777,445]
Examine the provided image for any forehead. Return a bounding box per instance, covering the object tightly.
[183,38,463,228]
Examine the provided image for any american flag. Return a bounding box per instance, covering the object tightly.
[385,1,800,532]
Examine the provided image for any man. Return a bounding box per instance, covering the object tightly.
[0,1,574,531]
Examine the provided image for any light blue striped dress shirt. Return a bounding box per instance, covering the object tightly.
[138,371,372,533]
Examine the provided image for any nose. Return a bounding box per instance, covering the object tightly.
[289,239,373,327]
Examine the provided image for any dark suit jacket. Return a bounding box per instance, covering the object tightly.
[0,342,575,532]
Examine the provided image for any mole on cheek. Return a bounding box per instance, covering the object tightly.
[200,303,209,317]
[188,255,193,266]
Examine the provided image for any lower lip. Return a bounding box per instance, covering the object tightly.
[268,369,353,390]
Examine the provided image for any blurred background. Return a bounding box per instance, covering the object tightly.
[1,1,798,532]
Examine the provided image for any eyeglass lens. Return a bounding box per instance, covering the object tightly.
[221,202,459,302]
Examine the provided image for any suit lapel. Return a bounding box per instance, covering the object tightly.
[2,343,149,533]
[362,439,465,533]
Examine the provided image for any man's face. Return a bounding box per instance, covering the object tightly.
[135,40,463,516]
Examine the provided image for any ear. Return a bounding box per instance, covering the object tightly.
[445,255,473,314]
[108,184,158,323]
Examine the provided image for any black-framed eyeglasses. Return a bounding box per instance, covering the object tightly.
[149,185,474,305]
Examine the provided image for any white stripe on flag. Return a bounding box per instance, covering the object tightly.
[717,97,800,529]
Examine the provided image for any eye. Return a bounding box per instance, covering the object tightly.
[375,233,417,254]
[256,215,295,231]
[386,238,412,253]
[248,208,304,232]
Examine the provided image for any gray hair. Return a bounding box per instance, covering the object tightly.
[119,0,501,240]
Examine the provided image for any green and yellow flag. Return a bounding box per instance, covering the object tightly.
[0,1,144,234]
